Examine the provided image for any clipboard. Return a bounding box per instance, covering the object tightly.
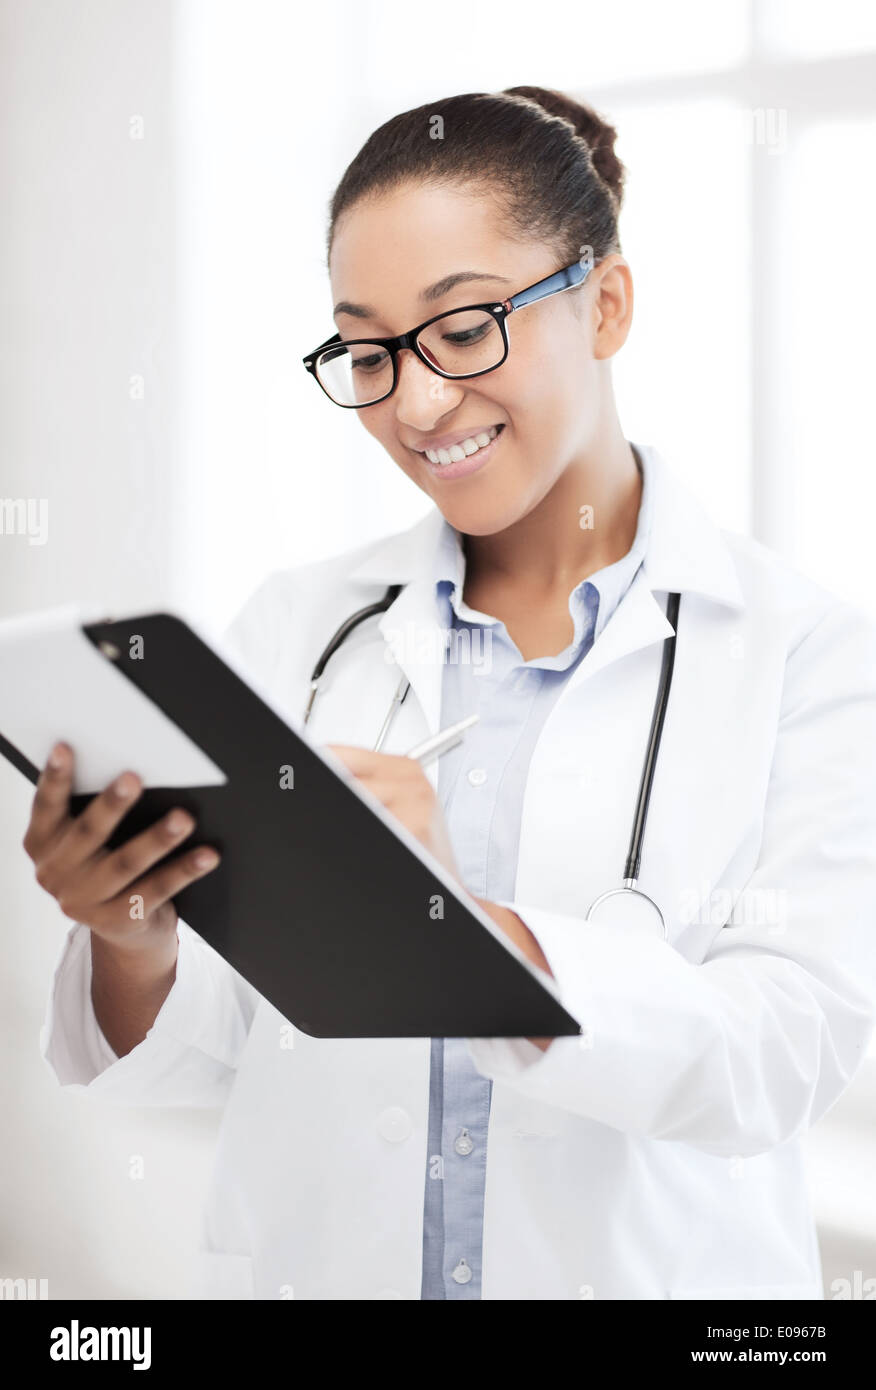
[0,608,581,1039]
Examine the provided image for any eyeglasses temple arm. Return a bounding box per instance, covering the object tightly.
[506,261,590,314]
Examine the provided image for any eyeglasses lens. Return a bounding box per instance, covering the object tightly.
[315,308,504,406]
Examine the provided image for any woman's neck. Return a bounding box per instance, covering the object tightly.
[463,435,643,598]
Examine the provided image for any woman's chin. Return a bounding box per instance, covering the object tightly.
[437,499,527,537]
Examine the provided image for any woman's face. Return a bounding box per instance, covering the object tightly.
[328,182,631,535]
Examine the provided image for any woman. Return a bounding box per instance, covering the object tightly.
[30,87,876,1300]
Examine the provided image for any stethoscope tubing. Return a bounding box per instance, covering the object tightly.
[302,583,404,730]
[624,590,680,882]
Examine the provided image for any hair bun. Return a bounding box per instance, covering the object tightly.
[502,85,625,208]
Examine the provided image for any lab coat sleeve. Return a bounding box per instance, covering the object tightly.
[40,918,261,1107]
[466,599,876,1157]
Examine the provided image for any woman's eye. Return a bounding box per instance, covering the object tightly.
[442,324,490,346]
[351,352,388,373]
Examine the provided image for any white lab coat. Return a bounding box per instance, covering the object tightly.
[41,443,876,1300]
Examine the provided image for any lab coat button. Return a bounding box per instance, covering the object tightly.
[467,768,488,787]
[451,1259,473,1285]
[453,1128,474,1156]
[376,1106,413,1142]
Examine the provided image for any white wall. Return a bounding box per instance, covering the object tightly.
[0,0,214,1298]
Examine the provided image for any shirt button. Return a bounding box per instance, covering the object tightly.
[376,1106,413,1142]
[454,1128,474,1156]
[451,1259,473,1285]
[467,768,488,787]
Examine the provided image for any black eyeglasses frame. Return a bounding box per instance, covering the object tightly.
[302,258,593,409]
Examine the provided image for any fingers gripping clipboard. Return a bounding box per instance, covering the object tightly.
[0,609,581,1040]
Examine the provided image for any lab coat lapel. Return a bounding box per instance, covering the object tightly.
[554,566,676,704]
[513,446,751,947]
[515,589,754,949]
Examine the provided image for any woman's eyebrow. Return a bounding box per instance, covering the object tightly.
[421,270,511,303]
[333,270,511,319]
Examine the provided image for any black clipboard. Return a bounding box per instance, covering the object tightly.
[1,612,581,1039]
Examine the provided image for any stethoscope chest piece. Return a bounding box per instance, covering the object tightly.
[585,884,668,940]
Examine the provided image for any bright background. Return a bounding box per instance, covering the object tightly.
[1,0,875,1298]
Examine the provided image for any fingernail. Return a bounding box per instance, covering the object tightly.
[193,848,219,870]
[166,810,192,835]
[113,773,138,799]
[48,743,67,769]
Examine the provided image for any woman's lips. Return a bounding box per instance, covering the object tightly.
[417,425,505,481]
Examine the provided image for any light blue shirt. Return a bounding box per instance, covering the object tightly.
[420,449,654,1299]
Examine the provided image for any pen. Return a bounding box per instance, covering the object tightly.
[404,713,479,766]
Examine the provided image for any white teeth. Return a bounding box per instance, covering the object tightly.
[424,427,502,466]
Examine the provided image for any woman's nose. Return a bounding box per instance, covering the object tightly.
[392,349,464,427]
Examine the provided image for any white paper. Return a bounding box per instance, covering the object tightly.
[0,604,227,793]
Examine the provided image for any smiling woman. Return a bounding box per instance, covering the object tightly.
[318,89,637,554]
[37,83,876,1305]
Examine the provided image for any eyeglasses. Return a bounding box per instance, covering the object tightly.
[302,258,593,409]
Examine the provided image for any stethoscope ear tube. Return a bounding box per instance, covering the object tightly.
[310,584,404,685]
[304,583,404,726]
[372,673,411,752]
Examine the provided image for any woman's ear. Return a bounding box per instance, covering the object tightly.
[590,254,634,360]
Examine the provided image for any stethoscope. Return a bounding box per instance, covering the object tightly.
[303,585,681,940]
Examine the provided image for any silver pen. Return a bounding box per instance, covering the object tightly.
[404,712,479,766]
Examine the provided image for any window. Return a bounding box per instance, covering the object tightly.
[177,1,876,624]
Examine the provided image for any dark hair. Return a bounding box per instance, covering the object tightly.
[327,86,626,268]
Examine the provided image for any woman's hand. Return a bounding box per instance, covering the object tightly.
[326,745,462,883]
[326,745,555,1053]
[23,742,224,1057]
[23,741,221,954]
[471,897,555,1052]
